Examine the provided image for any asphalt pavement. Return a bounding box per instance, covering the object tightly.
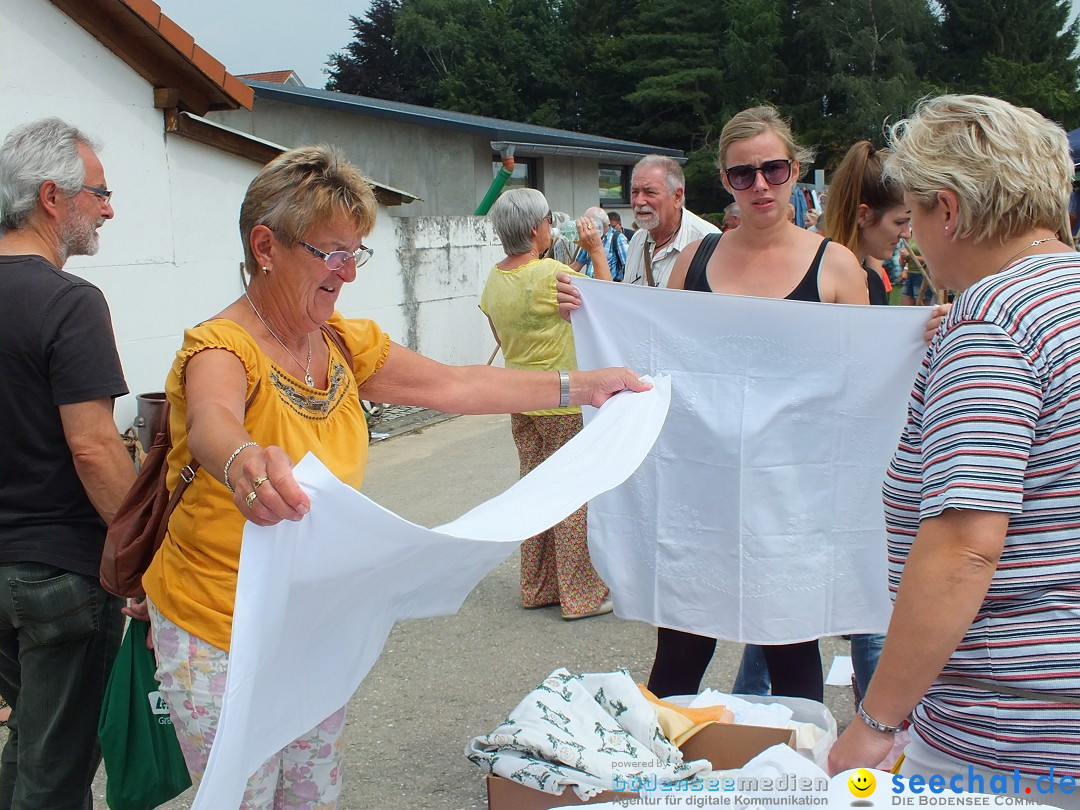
[85,413,856,809]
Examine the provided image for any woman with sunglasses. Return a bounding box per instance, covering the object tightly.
[646,106,869,704]
[481,188,614,620]
[135,146,646,808]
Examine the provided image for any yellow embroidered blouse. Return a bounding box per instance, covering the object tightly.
[142,312,390,651]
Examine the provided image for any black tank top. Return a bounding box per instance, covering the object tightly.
[683,233,830,303]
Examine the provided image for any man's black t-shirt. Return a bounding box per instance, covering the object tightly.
[0,255,128,576]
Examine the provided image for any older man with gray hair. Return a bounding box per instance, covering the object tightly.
[0,117,133,808]
[723,201,741,231]
[624,155,719,288]
[570,206,629,281]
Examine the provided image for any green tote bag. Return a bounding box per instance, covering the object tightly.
[98,619,192,810]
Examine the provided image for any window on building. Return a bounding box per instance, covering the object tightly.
[492,156,538,191]
[599,164,630,205]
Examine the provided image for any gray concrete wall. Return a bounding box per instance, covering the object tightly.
[211,99,621,219]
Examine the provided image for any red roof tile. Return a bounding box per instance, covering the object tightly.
[49,0,252,113]
[237,70,302,85]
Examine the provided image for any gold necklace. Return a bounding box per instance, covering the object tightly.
[245,293,314,386]
[998,236,1056,273]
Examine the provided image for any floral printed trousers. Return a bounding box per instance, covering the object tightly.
[511,412,608,617]
[147,601,346,809]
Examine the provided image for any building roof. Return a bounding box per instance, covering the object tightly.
[244,82,683,164]
[50,0,253,114]
[166,112,420,206]
[237,70,304,87]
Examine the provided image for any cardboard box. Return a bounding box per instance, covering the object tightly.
[486,722,796,810]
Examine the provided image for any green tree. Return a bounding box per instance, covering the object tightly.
[391,0,572,127]
[939,0,1080,127]
[782,0,940,170]
[326,1,428,104]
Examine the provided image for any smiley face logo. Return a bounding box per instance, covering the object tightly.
[848,768,877,798]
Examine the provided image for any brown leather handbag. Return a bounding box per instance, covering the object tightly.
[100,381,262,599]
[99,395,191,598]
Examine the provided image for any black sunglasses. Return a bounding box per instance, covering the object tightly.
[725,159,794,191]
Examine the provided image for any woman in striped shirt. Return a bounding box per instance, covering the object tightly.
[829,95,1080,802]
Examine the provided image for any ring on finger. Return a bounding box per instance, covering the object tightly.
[245,490,258,508]
[252,476,269,490]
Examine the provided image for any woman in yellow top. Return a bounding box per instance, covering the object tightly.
[480,188,613,621]
[137,147,646,808]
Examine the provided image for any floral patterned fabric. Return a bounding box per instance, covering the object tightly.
[512,412,608,616]
[466,668,711,800]
[148,600,346,809]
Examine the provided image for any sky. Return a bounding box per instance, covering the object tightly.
[160,0,1080,93]
[157,0,367,89]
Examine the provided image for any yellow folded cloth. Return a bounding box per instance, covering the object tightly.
[638,685,735,747]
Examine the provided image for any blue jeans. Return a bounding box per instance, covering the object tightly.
[850,633,883,697]
[732,644,770,695]
[0,562,124,809]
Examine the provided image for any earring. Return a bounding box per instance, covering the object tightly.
[261,266,269,275]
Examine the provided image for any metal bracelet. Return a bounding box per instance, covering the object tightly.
[857,701,904,735]
[223,441,258,493]
[559,370,571,408]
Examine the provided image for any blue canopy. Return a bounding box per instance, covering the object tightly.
[1070,127,1080,168]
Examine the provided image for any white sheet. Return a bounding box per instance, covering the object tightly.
[191,376,671,808]
[571,278,928,644]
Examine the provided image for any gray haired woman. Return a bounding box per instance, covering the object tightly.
[480,188,613,619]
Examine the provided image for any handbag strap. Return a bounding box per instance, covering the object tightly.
[937,675,1080,706]
[157,380,263,541]
[643,241,656,288]
[163,321,348,526]
[320,322,350,362]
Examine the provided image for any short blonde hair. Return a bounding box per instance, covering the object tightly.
[239,145,377,272]
[717,106,814,177]
[884,94,1071,245]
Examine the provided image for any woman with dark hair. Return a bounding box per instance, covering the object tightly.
[815,140,914,697]
[822,141,912,306]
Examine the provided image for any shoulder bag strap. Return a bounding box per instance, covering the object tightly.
[643,242,656,288]
[164,379,263,527]
[937,675,1080,706]
[320,323,351,362]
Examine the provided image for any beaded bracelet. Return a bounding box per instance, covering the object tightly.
[223,441,258,494]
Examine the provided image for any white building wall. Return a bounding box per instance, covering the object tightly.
[1,0,262,428]
[3,0,504,430]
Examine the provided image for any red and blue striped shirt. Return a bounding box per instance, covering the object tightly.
[885,253,1080,777]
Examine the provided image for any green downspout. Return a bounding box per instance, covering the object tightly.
[475,152,516,215]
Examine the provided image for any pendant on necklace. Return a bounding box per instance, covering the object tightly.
[305,373,315,387]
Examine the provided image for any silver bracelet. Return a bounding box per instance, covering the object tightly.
[223,441,258,493]
[559,370,571,408]
[857,701,904,734]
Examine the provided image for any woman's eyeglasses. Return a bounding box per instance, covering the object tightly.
[725,159,794,191]
[299,240,374,271]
